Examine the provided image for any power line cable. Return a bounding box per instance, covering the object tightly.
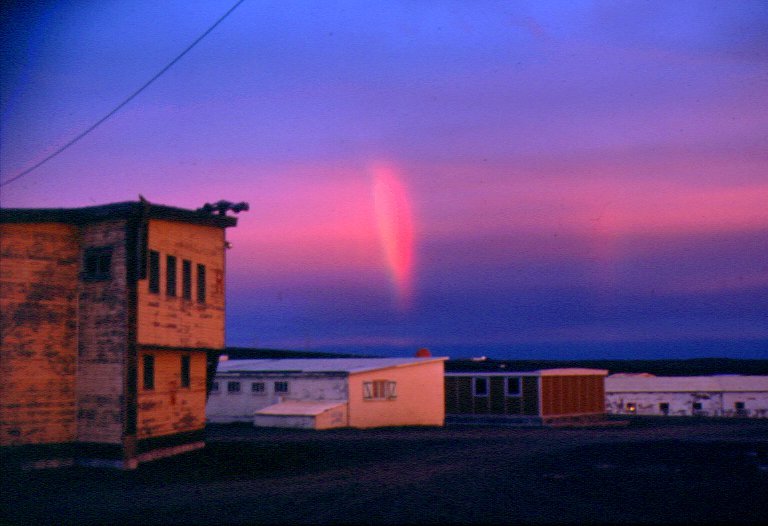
[0,0,246,188]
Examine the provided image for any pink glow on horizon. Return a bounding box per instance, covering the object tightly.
[372,162,415,309]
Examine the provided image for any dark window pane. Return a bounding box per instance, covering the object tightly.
[143,355,155,390]
[83,247,112,280]
[148,250,160,293]
[166,255,177,296]
[197,264,206,303]
[182,259,192,299]
[180,355,190,388]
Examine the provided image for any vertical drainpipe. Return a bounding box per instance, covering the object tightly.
[537,372,544,424]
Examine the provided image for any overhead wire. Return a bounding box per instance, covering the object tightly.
[0,0,246,188]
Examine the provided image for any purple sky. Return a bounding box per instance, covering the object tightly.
[2,1,767,359]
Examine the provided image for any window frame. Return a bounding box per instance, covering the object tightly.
[227,381,241,394]
[274,381,289,394]
[504,376,521,397]
[362,380,397,400]
[251,382,266,395]
[472,377,489,397]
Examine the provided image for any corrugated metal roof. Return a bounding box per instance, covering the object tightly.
[606,374,768,393]
[216,357,447,375]
[255,400,347,416]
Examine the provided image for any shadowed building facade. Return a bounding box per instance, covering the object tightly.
[0,200,240,468]
[445,359,608,426]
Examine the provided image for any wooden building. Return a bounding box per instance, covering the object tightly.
[445,359,608,426]
[207,357,447,429]
[0,199,243,468]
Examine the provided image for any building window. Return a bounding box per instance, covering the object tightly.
[211,381,219,393]
[143,355,155,390]
[505,377,521,397]
[363,380,396,400]
[274,381,289,394]
[148,250,160,293]
[473,377,489,397]
[182,259,192,300]
[166,255,177,297]
[197,264,207,303]
[735,401,747,416]
[626,402,636,413]
[692,402,702,411]
[659,402,670,415]
[180,355,190,388]
[251,382,266,394]
[227,381,241,394]
[82,247,112,281]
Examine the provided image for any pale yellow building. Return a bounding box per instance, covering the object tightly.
[207,357,447,429]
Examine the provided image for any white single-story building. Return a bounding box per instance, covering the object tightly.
[206,357,447,429]
[605,374,768,418]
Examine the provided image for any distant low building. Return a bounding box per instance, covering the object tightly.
[445,360,608,426]
[605,374,768,418]
[207,357,447,429]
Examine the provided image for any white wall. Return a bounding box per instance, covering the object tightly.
[206,375,348,423]
[606,391,768,417]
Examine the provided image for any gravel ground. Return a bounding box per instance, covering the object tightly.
[2,418,767,525]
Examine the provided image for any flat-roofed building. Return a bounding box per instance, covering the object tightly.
[606,374,768,417]
[445,360,608,426]
[207,357,447,429]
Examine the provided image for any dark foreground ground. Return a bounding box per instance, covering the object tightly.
[2,418,768,525]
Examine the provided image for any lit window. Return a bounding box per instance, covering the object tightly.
[227,381,241,393]
[82,247,112,281]
[274,381,289,394]
[251,382,266,394]
[363,380,397,400]
[180,355,190,388]
[473,377,489,397]
[505,377,521,397]
[626,402,636,413]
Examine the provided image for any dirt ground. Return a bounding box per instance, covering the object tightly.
[2,418,767,525]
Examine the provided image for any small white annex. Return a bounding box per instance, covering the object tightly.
[605,374,768,418]
[206,357,447,429]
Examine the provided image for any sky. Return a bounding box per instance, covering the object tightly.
[1,0,767,360]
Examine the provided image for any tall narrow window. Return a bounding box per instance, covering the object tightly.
[197,264,206,303]
[182,259,192,300]
[166,255,177,297]
[148,250,160,294]
[143,355,155,390]
[180,355,190,388]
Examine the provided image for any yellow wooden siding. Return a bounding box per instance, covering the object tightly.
[0,223,79,446]
[347,360,445,428]
[75,220,128,444]
[137,350,207,438]
[137,219,226,349]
